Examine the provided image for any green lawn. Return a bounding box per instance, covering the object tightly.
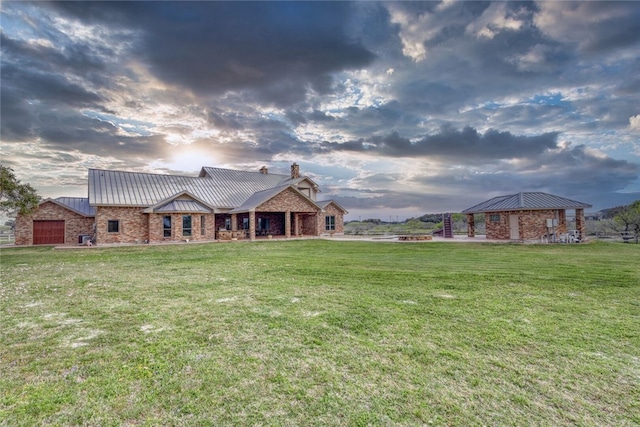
[1,240,638,426]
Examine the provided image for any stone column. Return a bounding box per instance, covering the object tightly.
[231,214,238,231]
[467,214,475,238]
[558,210,567,234]
[249,210,256,241]
[285,210,291,238]
[575,208,586,241]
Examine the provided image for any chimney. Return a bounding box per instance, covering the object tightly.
[259,166,268,174]
[291,162,300,179]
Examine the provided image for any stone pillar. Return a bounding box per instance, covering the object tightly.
[285,210,291,238]
[294,214,300,236]
[575,208,586,241]
[558,210,567,234]
[467,214,475,238]
[231,214,237,231]
[249,211,256,241]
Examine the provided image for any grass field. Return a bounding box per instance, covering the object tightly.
[1,240,638,426]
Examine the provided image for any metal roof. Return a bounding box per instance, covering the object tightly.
[90,168,290,208]
[462,192,592,213]
[154,200,212,213]
[53,197,95,216]
[88,167,321,210]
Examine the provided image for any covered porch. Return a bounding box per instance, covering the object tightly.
[214,210,320,240]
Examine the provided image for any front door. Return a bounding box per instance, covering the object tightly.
[509,215,520,240]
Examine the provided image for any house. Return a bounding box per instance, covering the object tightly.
[15,163,347,245]
[462,192,592,241]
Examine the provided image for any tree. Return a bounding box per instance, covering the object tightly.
[614,200,640,243]
[0,165,40,216]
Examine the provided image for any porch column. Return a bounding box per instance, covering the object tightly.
[558,210,567,234]
[285,210,291,238]
[575,208,586,241]
[231,214,238,231]
[467,213,475,238]
[249,210,256,241]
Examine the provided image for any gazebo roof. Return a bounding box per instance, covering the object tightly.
[462,192,592,214]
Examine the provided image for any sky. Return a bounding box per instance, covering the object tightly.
[1,1,639,220]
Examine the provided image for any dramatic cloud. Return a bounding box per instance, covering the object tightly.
[1,1,639,219]
[321,127,559,160]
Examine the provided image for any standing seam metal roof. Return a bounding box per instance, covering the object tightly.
[88,167,318,209]
[52,197,96,216]
[462,192,592,213]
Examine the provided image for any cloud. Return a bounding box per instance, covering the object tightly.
[465,2,526,39]
[1,1,639,215]
[47,2,375,105]
[322,126,558,161]
[533,1,640,55]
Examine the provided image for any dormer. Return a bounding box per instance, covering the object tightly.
[289,163,319,201]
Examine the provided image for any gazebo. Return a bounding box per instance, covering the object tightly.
[462,192,592,242]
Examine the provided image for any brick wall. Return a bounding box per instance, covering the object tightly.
[321,202,345,235]
[148,213,216,243]
[96,207,149,244]
[258,187,320,213]
[15,201,94,245]
[485,209,567,240]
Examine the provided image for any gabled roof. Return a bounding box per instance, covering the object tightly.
[142,191,214,214]
[89,169,227,207]
[155,200,212,214]
[462,192,592,214]
[41,197,95,217]
[229,185,321,214]
[317,200,349,214]
[89,166,331,211]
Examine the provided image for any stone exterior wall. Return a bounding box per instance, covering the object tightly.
[15,201,94,245]
[96,207,149,244]
[257,187,322,236]
[485,209,566,240]
[148,213,215,243]
[258,187,320,213]
[320,203,345,235]
[301,214,318,236]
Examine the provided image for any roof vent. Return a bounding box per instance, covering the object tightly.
[259,166,268,174]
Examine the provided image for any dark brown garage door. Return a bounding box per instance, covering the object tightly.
[33,220,65,245]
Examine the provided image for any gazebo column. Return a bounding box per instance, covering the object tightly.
[249,210,256,241]
[576,208,586,241]
[467,214,475,238]
[558,210,567,234]
[285,210,291,238]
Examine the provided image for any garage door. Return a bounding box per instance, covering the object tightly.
[33,220,65,245]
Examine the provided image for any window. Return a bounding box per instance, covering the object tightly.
[163,216,172,238]
[242,217,249,230]
[224,217,231,230]
[200,215,206,236]
[182,215,192,237]
[325,215,336,231]
[107,220,120,233]
[258,217,270,231]
[489,214,500,223]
